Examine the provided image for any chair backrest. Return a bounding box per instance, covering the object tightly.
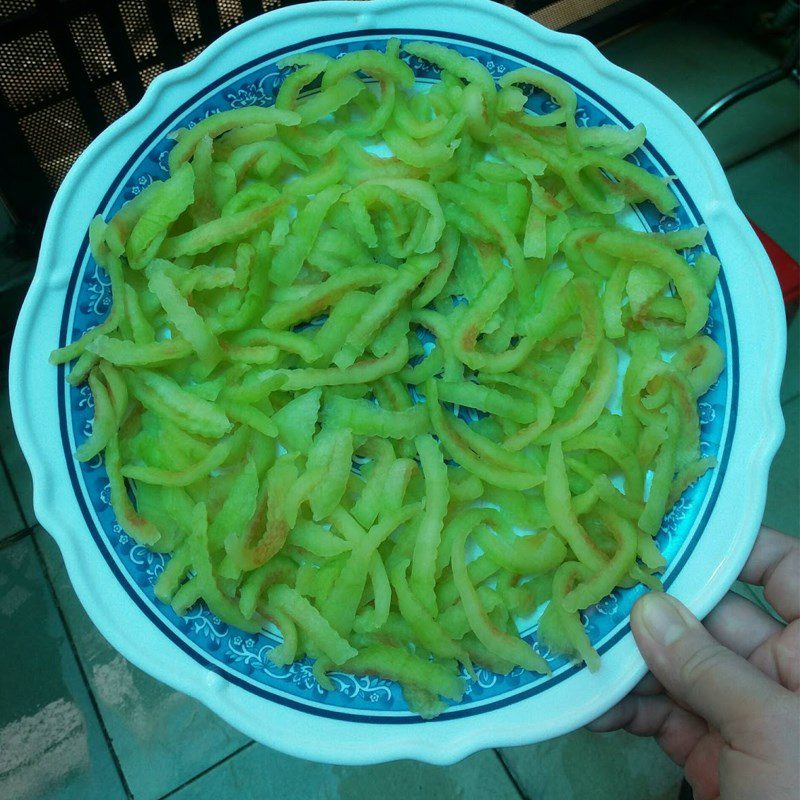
[1,0,282,233]
[0,0,653,238]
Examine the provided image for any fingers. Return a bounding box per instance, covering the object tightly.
[704,592,783,661]
[632,671,663,696]
[749,620,800,692]
[587,694,708,767]
[630,592,793,749]
[739,527,800,621]
[633,594,783,693]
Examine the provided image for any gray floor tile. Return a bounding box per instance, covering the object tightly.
[0,384,35,528]
[602,14,798,168]
[763,395,800,537]
[782,313,799,405]
[733,390,797,615]
[500,728,682,800]
[0,386,36,525]
[0,536,126,800]
[36,528,250,800]
[602,15,775,118]
[701,80,799,171]
[0,457,24,541]
[725,134,800,263]
[166,743,523,800]
[0,199,35,294]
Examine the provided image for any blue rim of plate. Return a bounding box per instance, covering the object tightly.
[56,28,739,723]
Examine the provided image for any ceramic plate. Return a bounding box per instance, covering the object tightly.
[10,0,785,765]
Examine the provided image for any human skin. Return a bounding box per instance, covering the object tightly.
[588,526,800,800]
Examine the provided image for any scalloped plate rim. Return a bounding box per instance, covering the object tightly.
[9,0,786,765]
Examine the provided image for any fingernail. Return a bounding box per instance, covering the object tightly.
[636,593,688,647]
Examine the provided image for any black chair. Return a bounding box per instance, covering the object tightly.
[0,0,668,240]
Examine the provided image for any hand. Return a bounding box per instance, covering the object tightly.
[589,526,800,800]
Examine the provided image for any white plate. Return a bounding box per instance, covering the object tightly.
[10,0,786,765]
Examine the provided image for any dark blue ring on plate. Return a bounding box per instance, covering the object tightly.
[56,27,739,723]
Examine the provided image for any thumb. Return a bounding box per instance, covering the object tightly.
[630,592,787,743]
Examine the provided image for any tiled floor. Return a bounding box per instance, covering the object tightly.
[36,531,251,800]
[0,6,798,800]
[0,538,124,800]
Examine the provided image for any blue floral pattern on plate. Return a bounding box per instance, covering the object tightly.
[62,35,732,718]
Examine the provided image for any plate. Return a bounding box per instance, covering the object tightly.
[10,0,786,765]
